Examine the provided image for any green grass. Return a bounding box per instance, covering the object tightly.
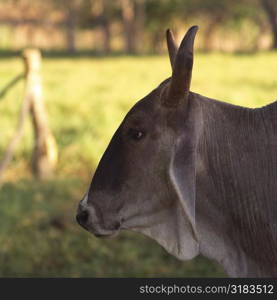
[0,52,276,277]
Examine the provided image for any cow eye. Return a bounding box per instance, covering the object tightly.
[127,128,145,141]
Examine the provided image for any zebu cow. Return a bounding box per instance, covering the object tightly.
[76,26,277,277]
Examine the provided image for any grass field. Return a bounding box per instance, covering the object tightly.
[0,52,276,277]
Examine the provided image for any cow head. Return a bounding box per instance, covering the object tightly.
[76,26,200,260]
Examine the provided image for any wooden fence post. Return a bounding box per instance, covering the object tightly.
[22,49,58,179]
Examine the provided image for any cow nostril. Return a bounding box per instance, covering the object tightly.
[76,210,89,226]
[114,221,121,230]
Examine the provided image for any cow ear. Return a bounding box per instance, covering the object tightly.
[169,135,199,252]
[163,26,198,107]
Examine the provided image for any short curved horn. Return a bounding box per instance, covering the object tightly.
[166,29,178,70]
[163,26,198,107]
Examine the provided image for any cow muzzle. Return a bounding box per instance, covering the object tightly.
[76,204,121,238]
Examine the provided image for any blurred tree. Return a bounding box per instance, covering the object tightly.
[174,0,262,51]
[144,0,184,52]
[184,0,233,50]
[118,0,146,53]
[65,0,78,53]
[51,0,83,53]
[135,0,146,53]
[94,0,112,53]
[260,0,277,49]
[78,0,120,54]
[0,0,274,53]
[89,0,115,54]
[120,0,136,53]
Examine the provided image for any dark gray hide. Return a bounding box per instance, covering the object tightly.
[76,26,277,277]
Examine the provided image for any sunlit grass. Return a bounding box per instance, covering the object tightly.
[0,53,276,277]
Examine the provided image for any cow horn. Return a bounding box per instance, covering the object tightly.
[163,26,198,107]
[166,29,178,69]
